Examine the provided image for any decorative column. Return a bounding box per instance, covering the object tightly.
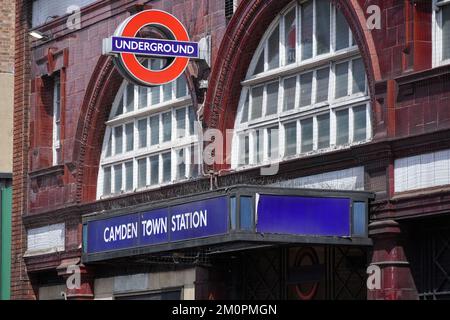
[57,258,95,300]
[368,220,418,300]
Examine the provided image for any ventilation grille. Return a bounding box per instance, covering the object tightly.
[225,0,235,21]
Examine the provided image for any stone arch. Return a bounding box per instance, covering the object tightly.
[203,0,381,169]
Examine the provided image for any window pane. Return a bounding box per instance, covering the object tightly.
[301,1,313,60]
[114,126,123,155]
[162,112,172,142]
[301,118,313,153]
[254,49,265,74]
[268,25,280,70]
[176,108,186,138]
[255,130,263,163]
[239,135,250,166]
[115,96,124,116]
[162,152,172,182]
[190,144,199,178]
[125,161,133,191]
[251,86,264,120]
[336,109,349,145]
[283,77,296,111]
[316,0,331,55]
[151,86,160,105]
[114,164,122,193]
[352,58,366,94]
[150,115,160,146]
[163,83,172,102]
[266,82,279,116]
[335,62,349,98]
[138,158,147,188]
[336,8,350,50]
[150,155,159,185]
[300,72,313,107]
[316,68,330,103]
[268,126,279,160]
[176,76,187,98]
[126,83,134,112]
[138,119,147,149]
[138,86,148,109]
[284,9,296,65]
[103,167,111,195]
[105,130,112,157]
[177,149,186,179]
[241,91,249,123]
[284,122,297,156]
[353,105,367,142]
[125,123,134,152]
[188,106,196,135]
[318,113,330,149]
[443,5,450,60]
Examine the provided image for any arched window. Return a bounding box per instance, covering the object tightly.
[98,59,200,199]
[232,0,371,169]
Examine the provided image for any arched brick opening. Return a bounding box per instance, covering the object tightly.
[203,0,381,170]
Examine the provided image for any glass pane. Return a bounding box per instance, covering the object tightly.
[300,72,313,107]
[126,82,134,112]
[138,86,148,109]
[352,58,366,94]
[336,109,349,145]
[125,161,133,191]
[318,113,330,149]
[114,126,123,155]
[443,5,450,60]
[163,83,172,102]
[230,196,237,230]
[188,106,196,135]
[316,68,330,103]
[336,8,350,50]
[114,164,122,193]
[353,105,367,142]
[138,118,147,149]
[266,82,279,116]
[284,8,297,65]
[150,115,160,146]
[115,96,123,116]
[162,152,172,182]
[150,155,159,185]
[254,49,265,74]
[301,118,313,153]
[240,196,254,231]
[138,158,147,188]
[162,112,172,142]
[268,25,280,70]
[283,77,296,111]
[316,0,331,55]
[105,130,112,157]
[177,149,186,179]
[103,167,111,195]
[176,108,186,138]
[151,86,160,105]
[190,144,199,178]
[335,62,349,98]
[125,123,134,152]
[176,76,187,98]
[255,130,263,163]
[301,1,313,60]
[241,91,249,123]
[352,202,367,236]
[239,135,250,166]
[251,86,264,120]
[284,122,297,156]
[268,126,279,160]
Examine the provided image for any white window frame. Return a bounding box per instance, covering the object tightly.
[231,0,372,171]
[97,75,201,199]
[52,75,61,166]
[433,0,450,67]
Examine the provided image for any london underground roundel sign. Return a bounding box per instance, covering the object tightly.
[102,10,199,86]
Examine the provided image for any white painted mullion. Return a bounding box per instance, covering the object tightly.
[297,120,301,155]
[262,85,268,117]
[349,106,355,144]
[330,108,337,146]
[171,148,177,182]
[263,128,269,162]
[297,3,302,64]
[134,85,138,112]
[331,4,336,54]
[280,123,286,158]
[330,62,336,103]
[295,74,300,110]
[280,14,286,67]
[249,131,256,165]
[366,103,372,140]
[311,70,317,105]
[312,0,317,59]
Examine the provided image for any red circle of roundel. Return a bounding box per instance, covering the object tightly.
[119,10,190,86]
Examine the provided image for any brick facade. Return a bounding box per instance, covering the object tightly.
[12,0,450,299]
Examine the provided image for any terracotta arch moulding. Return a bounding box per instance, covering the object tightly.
[203,0,382,171]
